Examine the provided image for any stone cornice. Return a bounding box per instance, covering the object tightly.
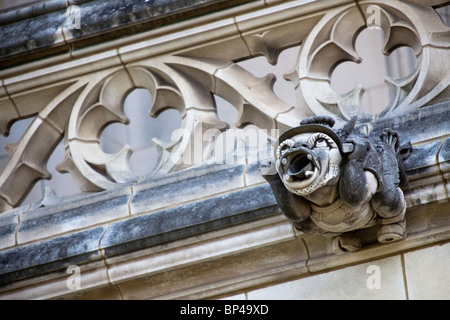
[0,0,259,69]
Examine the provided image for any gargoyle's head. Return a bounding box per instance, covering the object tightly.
[275,116,355,196]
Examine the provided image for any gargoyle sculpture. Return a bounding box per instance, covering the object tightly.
[260,116,412,254]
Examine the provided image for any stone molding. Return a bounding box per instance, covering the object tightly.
[0,158,448,299]
[0,0,257,69]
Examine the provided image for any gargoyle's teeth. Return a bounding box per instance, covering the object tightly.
[307,154,313,160]
[286,175,294,182]
[305,170,313,178]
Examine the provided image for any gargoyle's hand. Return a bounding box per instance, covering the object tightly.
[260,159,279,182]
[345,137,370,161]
[380,129,400,153]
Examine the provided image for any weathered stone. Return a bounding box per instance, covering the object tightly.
[0,213,18,250]
[403,140,442,187]
[17,187,131,244]
[130,163,246,215]
[403,243,450,300]
[0,0,449,301]
[101,183,278,257]
[0,0,256,68]
[438,137,450,180]
[0,226,105,285]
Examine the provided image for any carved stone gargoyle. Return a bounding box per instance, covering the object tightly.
[260,116,412,254]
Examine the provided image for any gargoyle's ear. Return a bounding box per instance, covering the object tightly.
[337,116,357,141]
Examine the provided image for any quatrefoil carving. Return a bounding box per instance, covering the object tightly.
[330,27,418,116]
[293,3,425,125]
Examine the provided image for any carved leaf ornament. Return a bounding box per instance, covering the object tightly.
[0,1,449,212]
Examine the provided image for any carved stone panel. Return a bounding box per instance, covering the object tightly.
[0,0,449,213]
[261,115,412,253]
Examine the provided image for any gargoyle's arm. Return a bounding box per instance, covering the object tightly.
[339,138,380,207]
[260,161,311,222]
[339,160,378,207]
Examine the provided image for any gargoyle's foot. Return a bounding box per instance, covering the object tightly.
[376,199,407,243]
[331,232,361,255]
[377,220,406,243]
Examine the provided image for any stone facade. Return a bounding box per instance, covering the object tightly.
[0,0,449,300]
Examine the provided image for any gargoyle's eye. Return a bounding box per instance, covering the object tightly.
[314,138,328,148]
[276,139,294,159]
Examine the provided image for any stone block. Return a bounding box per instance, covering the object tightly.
[0,226,105,286]
[59,284,122,300]
[404,199,450,235]
[405,140,441,175]
[370,101,450,145]
[404,140,441,181]
[247,256,406,300]
[17,187,131,244]
[403,139,448,206]
[403,242,450,299]
[0,259,110,300]
[220,293,246,300]
[108,221,300,299]
[101,183,278,258]
[130,163,246,215]
[438,137,450,183]
[244,144,275,186]
[244,160,267,186]
[0,8,69,68]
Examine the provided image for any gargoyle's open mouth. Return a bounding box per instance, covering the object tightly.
[287,153,315,181]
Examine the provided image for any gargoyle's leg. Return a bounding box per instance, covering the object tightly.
[372,130,407,243]
[331,231,362,255]
[260,160,311,228]
[372,187,406,243]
